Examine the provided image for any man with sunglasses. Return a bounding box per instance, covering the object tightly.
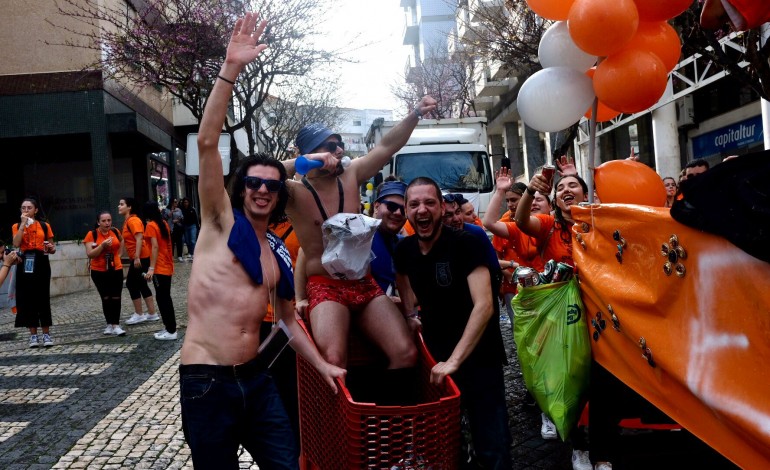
[281,98,437,405]
[179,13,345,468]
[370,179,409,296]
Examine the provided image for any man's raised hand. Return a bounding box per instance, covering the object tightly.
[225,12,268,70]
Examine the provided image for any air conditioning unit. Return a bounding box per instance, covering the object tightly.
[676,95,695,128]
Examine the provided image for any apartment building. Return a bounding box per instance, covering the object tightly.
[0,0,189,241]
[409,1,767,182]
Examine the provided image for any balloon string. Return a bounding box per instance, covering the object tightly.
[586,55,605,206]
[587,96,598,205]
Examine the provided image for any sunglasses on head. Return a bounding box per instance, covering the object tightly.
[382,200,405,215]
[442,193,462,203]
[323,141,345,152]
[243,176,283,192]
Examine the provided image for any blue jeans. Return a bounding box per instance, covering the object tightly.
[454,365,513,470]
[184,225,198,256]
[180,360,299,469]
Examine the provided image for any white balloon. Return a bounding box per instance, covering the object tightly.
[517,67,595,132]
[365,189,373,197]
[538,21,597,72]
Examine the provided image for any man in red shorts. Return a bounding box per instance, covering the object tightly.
[282,100,436,404]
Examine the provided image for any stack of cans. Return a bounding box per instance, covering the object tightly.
[515,260,573,289]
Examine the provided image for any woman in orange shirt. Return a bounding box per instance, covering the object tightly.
[143,202,177,340]
[84,211,125,336]
[118,197,158,325]
[12,197,56,348]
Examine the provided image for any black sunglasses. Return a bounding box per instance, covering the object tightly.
[323,141,345,152]
[243,176,283,192]
[442,193,462,203]
[382,200,405,215]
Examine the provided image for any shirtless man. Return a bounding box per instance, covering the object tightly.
[179,13,344,469]
[284,98,437,404]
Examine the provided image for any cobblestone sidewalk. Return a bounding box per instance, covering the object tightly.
[0,262,572,469]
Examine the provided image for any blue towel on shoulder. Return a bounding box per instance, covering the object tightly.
[227,209,295,300]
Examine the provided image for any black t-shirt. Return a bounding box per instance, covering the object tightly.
[394,227,506,369]
[181,206,199,228]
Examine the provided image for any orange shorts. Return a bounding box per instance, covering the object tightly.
[306,275,384,317]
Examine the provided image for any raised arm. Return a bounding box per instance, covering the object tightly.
[350,96,437,183]
[197,12,268,221]
[514,173,549,238]
[482,168,514,238]
[430,265,493,385]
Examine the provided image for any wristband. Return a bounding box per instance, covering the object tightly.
[2,264,10,268]
[217,74,236,85]
[413,107,422,119]
[509,260,515,269]
[526,186,536,196]
[406,312,420,319]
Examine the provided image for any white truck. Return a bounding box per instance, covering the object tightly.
[365,117,496,218]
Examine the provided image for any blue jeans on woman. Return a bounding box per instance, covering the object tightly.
[183,225,198,256]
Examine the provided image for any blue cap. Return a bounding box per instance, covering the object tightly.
[376,181,407,202]
[296,123,342,155]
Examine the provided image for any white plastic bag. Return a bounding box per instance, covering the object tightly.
[321,213,380,280]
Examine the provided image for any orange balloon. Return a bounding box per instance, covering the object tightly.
[619,21,681,71]
[568,0,639,56]
[584,68,622,122]
[633,0,692,22]
[526,0,576,20]
[594,160,667,206]
[593,49,668,114]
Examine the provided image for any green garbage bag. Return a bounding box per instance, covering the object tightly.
[511,278,591,440]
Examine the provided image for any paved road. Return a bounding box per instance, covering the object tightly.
[0,260,585,469]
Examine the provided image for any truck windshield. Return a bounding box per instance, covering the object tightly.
[396,151,492,192]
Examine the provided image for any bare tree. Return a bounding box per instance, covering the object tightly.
[461,0,546,77]
[255,73,345,159]
[48,0,343,163]
[392,46,478,119]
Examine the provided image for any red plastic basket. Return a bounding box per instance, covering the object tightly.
[297,320,461,469]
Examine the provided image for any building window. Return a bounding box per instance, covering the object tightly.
[353,120,362,126]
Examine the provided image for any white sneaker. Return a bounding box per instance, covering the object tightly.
[178,257,185,262]
[103,325,114,335]
[125,313,147,325]
[112,326,126,336]
[154,330,178,340]
[572,450,592,470]
[595,463,613,470]
[145,313,160,322]
[540,413,558,440]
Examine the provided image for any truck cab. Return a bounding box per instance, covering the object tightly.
[367,117,494,218]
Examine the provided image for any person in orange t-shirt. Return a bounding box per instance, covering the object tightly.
[262,218,302,444]
[118,197,158,325]
[84,211,125,336]
[143,201,177,340]
[12,197,56,348]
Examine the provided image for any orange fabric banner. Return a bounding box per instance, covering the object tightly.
[571,204,770,469]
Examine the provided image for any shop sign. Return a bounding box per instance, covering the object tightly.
[692,115,763,158]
